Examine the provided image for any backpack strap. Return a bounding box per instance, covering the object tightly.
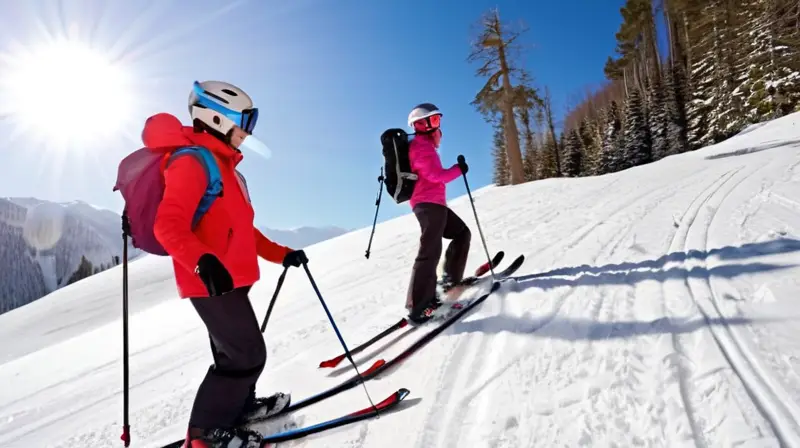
[234,169,251,203]
[165,146,223,229]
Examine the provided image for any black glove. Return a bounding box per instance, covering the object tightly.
[283,249,308,268]
[457,155,469,175]
[196,253,234,296]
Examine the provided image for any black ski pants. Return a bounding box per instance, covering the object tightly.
[406,202,471,312]
[188,286,266,429]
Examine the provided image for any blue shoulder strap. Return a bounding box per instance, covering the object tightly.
[166,146,223,229]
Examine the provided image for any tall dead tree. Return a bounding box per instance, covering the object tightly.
[468,8,531,185]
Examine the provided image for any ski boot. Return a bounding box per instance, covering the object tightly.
[184,426,262,448]
[237,392,292,425]
[407,295,443,325]
[437,274,470,302]
[437,274,456,294]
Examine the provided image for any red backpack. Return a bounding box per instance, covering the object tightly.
[112,145,222,255]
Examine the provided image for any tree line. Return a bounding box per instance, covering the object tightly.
[470,1,800,185]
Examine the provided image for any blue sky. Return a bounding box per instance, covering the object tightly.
[0,0,627,231]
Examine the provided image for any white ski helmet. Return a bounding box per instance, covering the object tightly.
[188,80,259,136]
[408,102,442,129]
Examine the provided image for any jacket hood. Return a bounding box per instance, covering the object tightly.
[141,113,242,164]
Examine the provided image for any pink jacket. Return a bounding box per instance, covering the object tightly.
[409,133,462,208]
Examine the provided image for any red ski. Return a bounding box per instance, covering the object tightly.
[317,252,522,369]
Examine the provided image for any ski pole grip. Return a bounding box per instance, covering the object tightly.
[457,154,465,164]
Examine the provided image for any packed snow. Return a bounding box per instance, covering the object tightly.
[2,112,800,447]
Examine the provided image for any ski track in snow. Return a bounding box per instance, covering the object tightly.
[2,114,800,447]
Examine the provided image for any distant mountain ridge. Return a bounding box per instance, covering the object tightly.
[0,196,348,315]
[258,225,350,249]
[0,197,138,315]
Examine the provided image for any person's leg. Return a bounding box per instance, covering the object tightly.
[441,207,471,285]
[406,203,447,319]
[187,286,267,432]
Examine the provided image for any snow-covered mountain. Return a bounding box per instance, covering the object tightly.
[2,112,800,447]
[258,225,350,249]
[0,198,138,315]
[0,195,349,315]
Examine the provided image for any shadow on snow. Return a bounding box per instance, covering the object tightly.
[450,314,784,341]
[514,237,800,290]
[447,238,800,339]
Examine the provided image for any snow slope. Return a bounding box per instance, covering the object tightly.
[2,112,800,447]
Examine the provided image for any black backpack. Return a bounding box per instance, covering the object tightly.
[380,128,418,203]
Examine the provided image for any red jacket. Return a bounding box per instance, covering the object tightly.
[143,113,292,298]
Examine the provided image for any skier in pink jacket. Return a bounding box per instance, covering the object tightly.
[405,103,471,324]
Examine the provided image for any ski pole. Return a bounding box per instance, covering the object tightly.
[301,262,379,412]
[260,266,288,333]
[457,154,495,279]
[365,168,384,259]
[120,215,131,447]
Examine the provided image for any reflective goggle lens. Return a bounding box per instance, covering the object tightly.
[193,82,259,134]
[413,113,441,132]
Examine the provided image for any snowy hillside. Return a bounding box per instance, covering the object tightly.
[0,196,346,316]
[0,198,138,315]
[2,111,800,447]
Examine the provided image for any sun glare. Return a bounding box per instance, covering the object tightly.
[0,38,135,150]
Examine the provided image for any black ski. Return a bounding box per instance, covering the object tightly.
[259,388,409,445]
[470,250,504,279]
[159,389,410,448]
[160,254,523,448]
[284,257,524,413]
[317,252,518,369]
[319,317,409,368]
[428,253,525,319]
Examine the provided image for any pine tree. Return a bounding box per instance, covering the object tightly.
[491,124,510,186]
[578,117,601,175]
[736,0,800,123]
[599,101,623,174]
[686,0,747,146]
[648,77,669,161]
[562,129,583,177]
[523,137,539,181]
[67,255,94,286]
[518,104,538,181]
[664,60,690,156]
[569,0,800,167]
[622,88,652,168]
[541,88,562,176]
[537,133,559,179]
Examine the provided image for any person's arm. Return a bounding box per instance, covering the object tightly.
[153,156,215,273]
[413,149,462,183]
[254,227,293,264]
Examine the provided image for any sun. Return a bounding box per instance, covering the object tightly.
[0,38,136,150]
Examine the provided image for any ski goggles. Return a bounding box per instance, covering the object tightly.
[413,113,441,132]
[191,81,259,134]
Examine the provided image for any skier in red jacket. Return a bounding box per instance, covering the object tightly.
[147,80,308,447]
